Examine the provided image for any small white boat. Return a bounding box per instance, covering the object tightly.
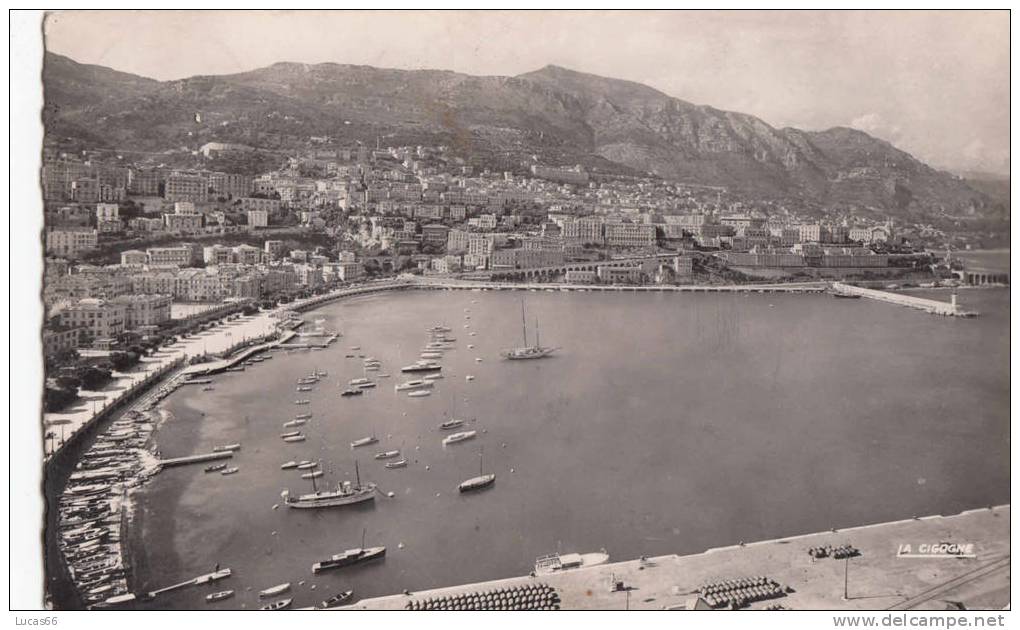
[283,435,307,443]
[294,400,310,405]
[259,583,292,598]
[443,430,477,446]
[296,461,317,470]
[349,377,371,386]
[320,590,354,609]
[385,459,408,469]
[466,375,475,381]
[423,373,443,381]
[280,431,302,438]
[408,390,431,398]
[395,380,434,392]
[301,470,324,479]
[283,419,307,428]
[206,590,234,603]
[534,551,610,575]
[295,413,312,420]
[374,450,400,460]
[280,461,298,470]
[221,467,240,475]
[296,386,314,392]
[357,382,377,389]
[351,436,379,448]
[213,444,242,453]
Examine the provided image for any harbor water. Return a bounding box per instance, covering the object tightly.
[129,287,1010,609]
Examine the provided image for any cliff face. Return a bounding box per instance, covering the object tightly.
[44,54,991,213]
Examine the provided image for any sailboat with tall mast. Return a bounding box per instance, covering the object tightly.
[282,460,376,509]
[459,448,496,492]
[501,299,557,360]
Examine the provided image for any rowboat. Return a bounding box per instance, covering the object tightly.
[319,590,354,609]
[259,583,291,598]
[206,590,234,603]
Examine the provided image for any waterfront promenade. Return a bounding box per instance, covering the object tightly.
[346,506,1009,610]
[43,311,280,458]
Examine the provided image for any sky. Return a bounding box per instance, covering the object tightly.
[44,10,1010,176]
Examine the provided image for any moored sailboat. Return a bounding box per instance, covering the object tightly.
[501,299,557,360]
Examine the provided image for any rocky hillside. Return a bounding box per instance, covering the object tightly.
[43,53,996,215]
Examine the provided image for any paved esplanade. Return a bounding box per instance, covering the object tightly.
[345,506,1009,610]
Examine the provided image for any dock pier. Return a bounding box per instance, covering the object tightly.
[158,452,233,468]
[831,282,977,317]
[146,568,231,599]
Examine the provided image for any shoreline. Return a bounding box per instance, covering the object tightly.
[126,404,194,601]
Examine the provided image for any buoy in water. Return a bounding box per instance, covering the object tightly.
[398,542,405,549]
[510,468,515,473]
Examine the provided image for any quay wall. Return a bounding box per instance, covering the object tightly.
[347,505,1010,611]
[831,282,968,316]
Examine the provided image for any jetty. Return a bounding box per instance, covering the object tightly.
[416,279,827,294]
[831,282,977,317]
[182,330,296,376]
[158,452,233,468]
[146,568,232,599]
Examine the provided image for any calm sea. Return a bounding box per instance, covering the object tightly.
[130,287,1010,609]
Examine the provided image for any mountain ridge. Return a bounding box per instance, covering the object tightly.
[43,52,997,217]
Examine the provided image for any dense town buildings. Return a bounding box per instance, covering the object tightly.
[39,140,936,354]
